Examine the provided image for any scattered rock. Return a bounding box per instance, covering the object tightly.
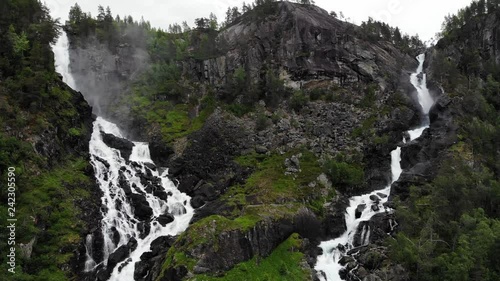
[255,145,268,154]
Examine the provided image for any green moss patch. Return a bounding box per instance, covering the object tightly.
[191,233,311,281]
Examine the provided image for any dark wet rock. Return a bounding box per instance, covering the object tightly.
[355,204,367,219]
[160,266,188,281]
[129,194,153,220]
[94,156,110,168]
[157,214,175,226]
[353,213,394,247]
[107,237,138,272]
[101,132,134,160]
[166,110,252,203]
[111,227,120,246]
[91,228,105,264]
[149,136,175,167]
[137,221,151,239]
[144,162,157,171]
[369,195,380,203]
[339,255,355,266]
[190,196,206,209]
[322,195,349,238]
[153,189,169,201]
[176,175,200,195]
[134,236,176,281]
[95,264,110,281]
[371,204,380,212]
[339,268,348,280]
[193,183,218,201]
[119,171,132,195]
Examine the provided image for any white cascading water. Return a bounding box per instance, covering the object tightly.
[53,31,194,280]
[315,54,434,280]
[91,118,193,280]
[52,32,77,90]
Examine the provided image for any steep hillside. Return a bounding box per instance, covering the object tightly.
[385,1,500,281]
[0,0,98,280]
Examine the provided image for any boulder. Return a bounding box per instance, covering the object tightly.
[355,204,366,219]
[157,214,175,226]
[107,237,138,271]
[101,132,134,160]
[190,196,206,209]
[129,194,153,220]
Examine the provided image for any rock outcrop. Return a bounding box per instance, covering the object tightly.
[195,2,412,92]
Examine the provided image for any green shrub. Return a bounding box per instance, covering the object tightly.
[323,160,364,188]
[255,112,270,131]
[227,103,254,117]
[290,90,309,112]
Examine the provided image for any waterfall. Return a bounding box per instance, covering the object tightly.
[84,234,96,272]
[53,30,194,280]
[314,54,435,280]
[91,118,194,280]
[52,32,77,90]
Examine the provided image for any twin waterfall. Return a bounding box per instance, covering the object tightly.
[54,27,433,281]
[53,32,193,280]
[315,54,435,280]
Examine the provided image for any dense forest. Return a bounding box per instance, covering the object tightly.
[0,0,97,280]
[389,1,500,280]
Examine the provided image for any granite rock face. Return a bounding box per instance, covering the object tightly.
[197,2,413,92]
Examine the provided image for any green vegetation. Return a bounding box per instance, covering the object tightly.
[232,150,325,205]
[193,233,311,281]
[289,90,309,112]
[390,151,500,280]
[158,149,329,278]
[387,1,500,279]
[323,160,364,191]
[0,1,96,279]
[360,18,424,55]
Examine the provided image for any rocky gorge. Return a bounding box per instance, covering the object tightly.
[4,0,499,280]
[62,2,442,280]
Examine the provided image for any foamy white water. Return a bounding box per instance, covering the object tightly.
[52,32,77,90]
[53,29,194,280]
[410,54,434,115]
[315,54,435,280]
[90,117,193,280]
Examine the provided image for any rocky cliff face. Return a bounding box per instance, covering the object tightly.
[65,2,439,281]
[186,2,411,93]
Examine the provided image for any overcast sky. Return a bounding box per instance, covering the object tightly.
[45,0,473,42]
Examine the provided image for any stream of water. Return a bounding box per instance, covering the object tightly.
[314,54,434,280]
[53,30,194,281]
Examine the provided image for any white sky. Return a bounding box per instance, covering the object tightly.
[45,0,473,42]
